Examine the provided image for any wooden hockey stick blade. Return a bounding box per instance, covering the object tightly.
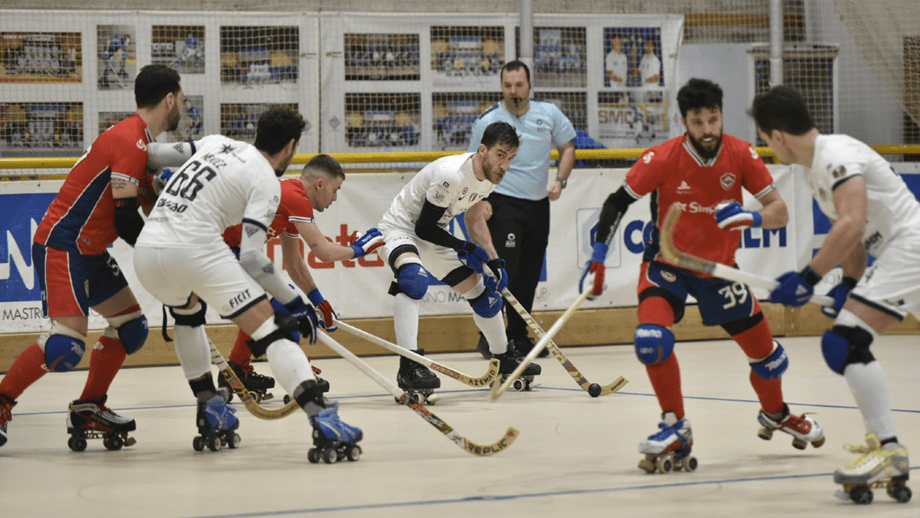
[490,288,592,402]
[659,206,835,307]
[501,288,628,397]
[335,319,499,388]
[209,340,300,420]
[317,331,519,457]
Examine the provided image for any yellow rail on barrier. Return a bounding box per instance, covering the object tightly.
[2,145,920,171]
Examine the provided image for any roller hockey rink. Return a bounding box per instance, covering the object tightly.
[1,334,918,518]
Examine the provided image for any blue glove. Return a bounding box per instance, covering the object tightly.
[456,241,490,273]
[485,258,508,292]
[821,276,858,318]
[152,168,174,195]
[350,228,384,258]
[769,266,822,307]
[307,289,337,332]
[579,242,609,300]
[715,201,762,231]
[284,296,318,345]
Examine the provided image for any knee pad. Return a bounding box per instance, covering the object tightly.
[107,311,148,355]
[248,314,300,358]
[634,324,674,366]
[392,262,429,300]
[467,282,503,318]
[42,324,86,372]
[821,325,875,375]
[169,301,208,327]
[750,341,789,380]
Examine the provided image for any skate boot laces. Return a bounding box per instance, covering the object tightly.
[313,404,362,443]
[204,396,239,430]
[781,412,816,434]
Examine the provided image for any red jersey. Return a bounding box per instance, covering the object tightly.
[34,114,152,255]
[223,178,314,247]
[625,133,775,268]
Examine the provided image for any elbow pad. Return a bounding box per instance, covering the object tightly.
[113,198,144,246]
[595,186,637,245]
[415,199,464,249]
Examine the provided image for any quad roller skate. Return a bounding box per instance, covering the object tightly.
[0,395,15,447]
[66,396,137,452]
[308,401,363,464]
[193,394,240,452]
[638,412,697,474]
[219,360,275,403]
[756,405,825,450]
[494,346,541,392]
[834,434,911,504]
[396,349,441,405]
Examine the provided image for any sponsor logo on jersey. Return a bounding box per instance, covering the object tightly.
[642,151,655,164]
[831,165,847,179]
[677,181,692,193]
[661,270,676,283]
[136,139,147,151]
[720,173,736,190]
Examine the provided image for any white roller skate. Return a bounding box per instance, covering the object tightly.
[193,393,240,452]
[67,395,137,452]
[638,412,697,474]
[308,401,363,464]
[756,405,825,449]
[396,349,441,404]
[834,434,911,504]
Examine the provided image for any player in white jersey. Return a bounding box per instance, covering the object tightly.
[377,121,538,400]
[752,85,916,503]
[135,106,362,458]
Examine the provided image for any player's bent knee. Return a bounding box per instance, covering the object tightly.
[634,324,674,366]
[468,287,503,318]
[821,325,875,375]
[248,315,300,358]
[115,314,148,355]
[169,301,207,328]
[43,332,86,373]
[395,262,429,300]
[750,341,789,380]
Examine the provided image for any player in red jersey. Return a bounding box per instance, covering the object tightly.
[0,65,183,450]
[579,79,824,473]
[220,154,383,396]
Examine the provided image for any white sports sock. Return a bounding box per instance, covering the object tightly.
[266,339,316,396]
[393,293,420,351]
[843,361,898,440]
[473,312,507,355]
[173,324,211,380]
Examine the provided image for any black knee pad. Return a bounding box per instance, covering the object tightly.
[247,313,299,357]
[169,301,208,327]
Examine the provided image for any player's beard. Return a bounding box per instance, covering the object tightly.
[166,103,182,132]
[482,159,505,185]
[687,131,722,160]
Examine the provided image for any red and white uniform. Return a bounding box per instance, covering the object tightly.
[625,133,776,269]
[223,178,313,247]
[34,114,152,254]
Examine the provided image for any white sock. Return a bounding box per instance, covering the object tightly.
[265,339,316,397]
[393,293,420,351]
[843,361,899,440]
[473,312,507,355]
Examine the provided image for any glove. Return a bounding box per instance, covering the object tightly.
[821,276,858,318]
[350,228,384,258]
[151,168,173,195]
[579,242,609,300]
[485,258,508,292]
[715,201,762,231]
[284,296,318,345]
[769,266,822,307]
[307,289,337,332]
[456,241,490,273]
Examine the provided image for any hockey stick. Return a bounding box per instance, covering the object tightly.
[501,288,628,398]
[334,319,500,388]
[490,288,592,402]
[317,331,519,457]
[659,206,835,307]
[208,339,300,420]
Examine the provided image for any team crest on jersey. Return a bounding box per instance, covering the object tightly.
[469,194,478,203]
[831,165,847,179]
[720,173,736,190]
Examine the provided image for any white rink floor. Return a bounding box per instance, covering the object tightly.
[1,334,918,518]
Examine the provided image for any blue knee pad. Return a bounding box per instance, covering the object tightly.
[634,324,675,366]
[396,263,429,300]
[821,325,875,375]
[750,342,789,380]
[468,288,503,318]
[44,334,86,372]
[117,315,149,355]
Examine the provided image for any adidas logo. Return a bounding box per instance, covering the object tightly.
[677,181,692,193]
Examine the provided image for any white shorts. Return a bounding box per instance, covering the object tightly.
[379,227,468,283]
[853,237,920,319]
[133,244,268,319]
